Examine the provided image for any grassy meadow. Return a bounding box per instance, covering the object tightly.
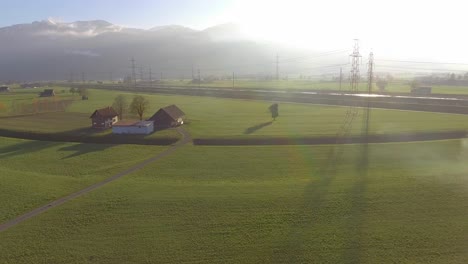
[0,136,166,223]
[2,88,468,141]
[1,86,468,263]
[1,140,467,263]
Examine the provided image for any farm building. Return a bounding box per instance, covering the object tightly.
[90,106,119,129]
[0,86,10,92]
[112,120,154,135]
[148,105,185,127]
[39,89,55,97]
[411,86,432,95]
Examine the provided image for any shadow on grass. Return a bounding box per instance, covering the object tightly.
[0,126,178,146]
[244,121,273,134]
[0,140,63,159]
[272,145,344,263]
[59,143,114,159]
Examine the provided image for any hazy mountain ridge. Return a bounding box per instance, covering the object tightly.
[0,20,337,81]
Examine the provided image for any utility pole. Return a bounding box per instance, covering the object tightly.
[276,53,279,81]
[232,72,235,89]
[336,39,361,143]
[339,67,343,91]
[149,66,153,87]
[349,39,361,93]
[69,71,74,83]
[359,51,374,173]
[131,57,136,88]
[367,52,374,94]
[139,67,144,83]
[198,69,201,89]
[191,65,194,80]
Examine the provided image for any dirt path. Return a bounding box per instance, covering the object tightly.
[175,126,192,145]
[0,133,190,233]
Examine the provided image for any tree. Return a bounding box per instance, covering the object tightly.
[410,79,419,89]
[130,95,150,120]
[78,87,89,97]
[112,95,128,120]
[269,103,279,121]
[376,78,388,92]
[69,87,76,95]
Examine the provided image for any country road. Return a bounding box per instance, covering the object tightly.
[0,129,191,233]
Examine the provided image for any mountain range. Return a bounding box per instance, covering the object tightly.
[0,19,345,82]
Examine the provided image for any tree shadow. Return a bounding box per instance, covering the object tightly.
[244,121,273,134]
[58,143,114,159]
[0,140,63,159]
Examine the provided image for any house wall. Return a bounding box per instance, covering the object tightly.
[92,116,118,129]
[112,124,154,135]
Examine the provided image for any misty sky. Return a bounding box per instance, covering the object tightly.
[1,0,467,62]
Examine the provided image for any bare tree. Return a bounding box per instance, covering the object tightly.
[410,79,419,89]
[376,78,388,92]
[78,87,89,97]
[112,94,128,120]
[69,87,76,95]
[130,95,150,120]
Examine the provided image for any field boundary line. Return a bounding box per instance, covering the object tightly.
[0,139,188,233]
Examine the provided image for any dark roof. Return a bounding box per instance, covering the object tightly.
[0,86,9,91]
[90,106,118,119]
[152,105,185,120]
[40,89,55,96]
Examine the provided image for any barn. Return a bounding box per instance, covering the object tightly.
[411,86,432,95]
[90,106,119,129]
[39,89,55,97]
[112,120,154,135]
[148,105,185,127]
[0,86,10,92]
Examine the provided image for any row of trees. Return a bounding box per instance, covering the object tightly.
[112,95,150,120]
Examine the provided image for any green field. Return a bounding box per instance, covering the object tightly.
[2,88,468,141]
[1,87,468,263]
[148,79,468,94]
[0,136,166,223]
[1,141,467,263]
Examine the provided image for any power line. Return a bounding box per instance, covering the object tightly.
[377,59,468,66]
[148,66,153,87]
[339,67,343,91]
[276,53,279,80]
[349,40,361,93]
[367,52,374,93]
[376,65,468,72]
[279,49,349,63]
[130,57,136,87]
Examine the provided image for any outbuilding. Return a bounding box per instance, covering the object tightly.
[112,120,154,135]
[0,86,10,92]
[411,86,432,95]
[148,104,185,127]
[39,89,55,97]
